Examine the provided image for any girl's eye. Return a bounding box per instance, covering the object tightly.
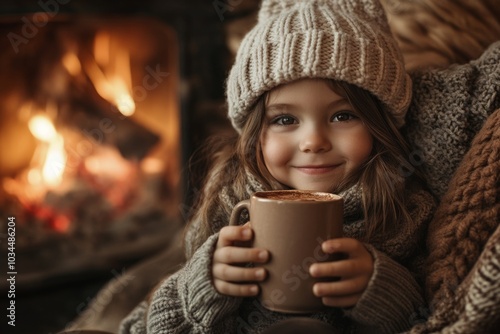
[271,115,297,126]
[331,112,356,122]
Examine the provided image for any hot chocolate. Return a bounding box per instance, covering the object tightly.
[258,190,340,202]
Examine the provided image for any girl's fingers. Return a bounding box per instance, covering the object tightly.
[212,263,266,282]
[213,278,259,297]
[218,226,253,248]
[321,237,364,255]
[310,237,373,278]
[312,276,367,297]
[214,246,269,264]
[310,258,371,277]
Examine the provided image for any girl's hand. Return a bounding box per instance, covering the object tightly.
[212,224,269,297]
[309,238,374,308]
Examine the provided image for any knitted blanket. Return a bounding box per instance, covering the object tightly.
[408,109,500,333]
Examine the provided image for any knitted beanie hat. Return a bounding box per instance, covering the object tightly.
[226,0,412,131]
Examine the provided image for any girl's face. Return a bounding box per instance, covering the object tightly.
[260,79,373,192]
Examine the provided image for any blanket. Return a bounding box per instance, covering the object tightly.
[380,0,500,71]
[409,109,500,333]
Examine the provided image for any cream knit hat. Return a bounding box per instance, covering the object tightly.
[226,0,412,131]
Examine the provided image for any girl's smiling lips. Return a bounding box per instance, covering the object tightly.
[294,164,342,175]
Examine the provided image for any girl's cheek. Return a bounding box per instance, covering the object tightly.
[335,128,373,164]
[261,134,291,166]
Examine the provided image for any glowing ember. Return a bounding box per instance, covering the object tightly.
[52,214,70,233]
[84,146,133,181]
[141,157,164,174]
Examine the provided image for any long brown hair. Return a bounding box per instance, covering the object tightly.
[329,81,419,238]
[188,80,421,251]
[184,98,272,252]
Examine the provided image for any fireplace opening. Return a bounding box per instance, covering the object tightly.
[0,15,183,290]
[0,0,255,331]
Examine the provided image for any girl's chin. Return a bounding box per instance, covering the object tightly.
[275,177,341,193]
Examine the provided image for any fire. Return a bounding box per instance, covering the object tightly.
[42,133,66,186]
[84,31,136,117]
[28,114,67,188]
[62,51,82,76]
[28,114,57,141]
[2,113,71,233]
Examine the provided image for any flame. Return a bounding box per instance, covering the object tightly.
[94,31,111,67]
[85,31,136,117]
[29,114,57,141]
[42,133,66,186]
[28,114,67,187]
[62,51,82,76]
[27,168,42,185]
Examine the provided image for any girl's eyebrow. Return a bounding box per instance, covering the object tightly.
[266,98,350,112]
[326,98,351,109]
[265,104,294,112]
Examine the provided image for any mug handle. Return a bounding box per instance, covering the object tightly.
[229,200,250,226]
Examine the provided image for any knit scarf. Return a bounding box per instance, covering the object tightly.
[242,173,434,265]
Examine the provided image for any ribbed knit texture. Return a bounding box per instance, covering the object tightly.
[121,234,242,334]
[226,0,412,132]
[346,246,425,331]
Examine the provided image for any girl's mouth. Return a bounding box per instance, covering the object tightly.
[294,165,341,175]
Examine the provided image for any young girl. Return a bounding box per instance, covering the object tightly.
[120,0,436,333]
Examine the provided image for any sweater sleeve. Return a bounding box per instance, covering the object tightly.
[345,245,425,333]
[120,301,148,334]
[119,233,242,334]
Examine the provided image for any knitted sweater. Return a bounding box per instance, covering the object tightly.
[119,40,500,334]
[120,181,435,334]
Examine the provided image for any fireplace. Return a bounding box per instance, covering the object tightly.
[0,0,236,292]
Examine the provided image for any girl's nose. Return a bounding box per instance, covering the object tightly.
[299,127,332,153]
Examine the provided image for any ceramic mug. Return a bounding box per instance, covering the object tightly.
[229,190,343,313]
